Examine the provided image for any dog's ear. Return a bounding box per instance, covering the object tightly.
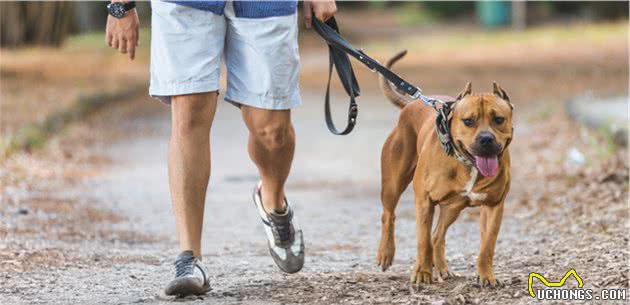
[493,81,513,109]
[456,82,472,100]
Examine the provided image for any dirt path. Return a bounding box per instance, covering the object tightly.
[2,84,628,304]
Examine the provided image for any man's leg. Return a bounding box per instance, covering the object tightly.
[169,92,218,257]
[241,106,294,213]
[242,105,303,273]
[221,1,303,273]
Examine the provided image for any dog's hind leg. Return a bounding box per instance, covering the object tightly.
[377,126,417,271]
[432,201,466,281]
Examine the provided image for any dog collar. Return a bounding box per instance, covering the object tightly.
[434,102,474,167]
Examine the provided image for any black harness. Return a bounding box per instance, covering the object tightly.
[312,17,471,165]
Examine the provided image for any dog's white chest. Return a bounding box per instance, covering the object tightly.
[461,167,487,204]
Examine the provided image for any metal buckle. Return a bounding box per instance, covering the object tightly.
[410,88,424,100]
[349,104,358,117]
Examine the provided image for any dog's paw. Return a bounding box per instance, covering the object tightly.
[475,274,502,289]
[376,250,394,271]
[410,263,433,285]
[376,241,395,271]
[433,267,455,282]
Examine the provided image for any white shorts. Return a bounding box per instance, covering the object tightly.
[149,1,302,110]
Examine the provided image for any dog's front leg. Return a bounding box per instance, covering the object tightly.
[411,192,434,285]
[477,201,504,288]
[432,201,466,281]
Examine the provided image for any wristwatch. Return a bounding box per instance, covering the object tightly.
[107,1,136,18]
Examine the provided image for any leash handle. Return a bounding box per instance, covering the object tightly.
[312,17,432,135]
[312,17,424,96]
[313,17,359,135]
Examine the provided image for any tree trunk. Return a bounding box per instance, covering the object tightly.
[1,1,74,48]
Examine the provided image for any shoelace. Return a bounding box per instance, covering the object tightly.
[174,254,195,278]
[271,220,292,243]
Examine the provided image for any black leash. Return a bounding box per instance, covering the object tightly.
[312,17,441,135]
[311,17,473,166]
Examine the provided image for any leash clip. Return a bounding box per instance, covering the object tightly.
[410,88,424,100]
[413,90,446,109]
[431,97,447,107]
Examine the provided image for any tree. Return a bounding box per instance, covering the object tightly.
[1,2,74,48]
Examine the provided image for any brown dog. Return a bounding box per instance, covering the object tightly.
[376,50,513,288]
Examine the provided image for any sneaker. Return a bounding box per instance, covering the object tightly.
[164,251,210,296]
[253,182,305,273]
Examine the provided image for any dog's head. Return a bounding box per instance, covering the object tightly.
[449,82,514,177]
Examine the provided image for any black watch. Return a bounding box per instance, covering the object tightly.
[107,1,136,18]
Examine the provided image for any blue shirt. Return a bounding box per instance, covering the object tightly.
[172,1,298,18]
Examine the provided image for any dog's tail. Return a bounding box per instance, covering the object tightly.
[379,50,411,109]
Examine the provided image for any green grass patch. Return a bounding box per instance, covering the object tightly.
[366,21,628,54]
[1,86,146,157]
[65,28,151,51]
[395,3,436,26]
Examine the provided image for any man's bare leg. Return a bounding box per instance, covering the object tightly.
[169,92,217,257]
[241,106,295,213]
[242,105,303,273]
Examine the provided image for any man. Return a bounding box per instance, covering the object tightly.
[105,0,336,296]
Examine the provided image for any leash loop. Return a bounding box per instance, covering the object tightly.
[314,17,360,135]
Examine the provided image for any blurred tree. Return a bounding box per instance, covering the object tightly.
[423,1,475,18]
[552,1,628,20]
[511,1,527,29]
[1,2,74,48]
[73,2,108,33]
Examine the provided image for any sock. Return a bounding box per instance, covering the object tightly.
[273,207,287,215]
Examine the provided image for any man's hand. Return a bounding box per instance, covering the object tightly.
[105,5,140,60]
[303,0,337,29]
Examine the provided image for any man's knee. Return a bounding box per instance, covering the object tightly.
[171,93,216,136]
[251,121,294,151]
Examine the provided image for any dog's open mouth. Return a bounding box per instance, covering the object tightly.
[458,141,500,177]
[473,155,499,177]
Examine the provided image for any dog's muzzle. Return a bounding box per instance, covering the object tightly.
[471,132,503,157]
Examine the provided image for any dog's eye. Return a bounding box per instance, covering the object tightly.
[493,116,505,124]
[462,118,474,127]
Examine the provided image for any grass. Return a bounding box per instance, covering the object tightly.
[0,28,151,157]
[65,28,151,51]
[395,2,437,26]
[62,19,627,58]
[365,21,628,54]
[1,86,146,157]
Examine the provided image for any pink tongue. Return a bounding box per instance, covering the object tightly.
[474,156,499,177]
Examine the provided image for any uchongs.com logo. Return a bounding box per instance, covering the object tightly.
[528,269,627,301]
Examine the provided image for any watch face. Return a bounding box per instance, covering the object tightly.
[108,2,126,18]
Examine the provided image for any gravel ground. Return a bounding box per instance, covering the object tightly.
[1,86,628,305]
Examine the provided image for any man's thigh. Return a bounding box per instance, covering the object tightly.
[223,3,301,111]
[149,1,226,105]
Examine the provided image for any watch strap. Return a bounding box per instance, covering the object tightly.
[123,1,136,11]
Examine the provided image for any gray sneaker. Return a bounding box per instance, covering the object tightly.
[253,182,305,273]
[164,251,210,296]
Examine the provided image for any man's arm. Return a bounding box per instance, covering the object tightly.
[303,0,337,29]
[105,0,140,60]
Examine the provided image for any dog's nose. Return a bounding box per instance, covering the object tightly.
[477,132,496,146]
